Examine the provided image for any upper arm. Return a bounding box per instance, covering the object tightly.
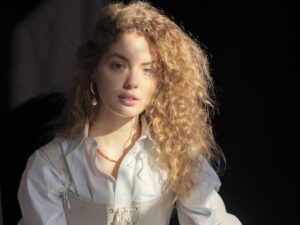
[176,159,242,225]
[18,149,68,225]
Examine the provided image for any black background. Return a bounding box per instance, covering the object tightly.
[1,0,296,225]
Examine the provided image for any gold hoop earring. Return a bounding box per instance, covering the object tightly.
[90,82,97,106]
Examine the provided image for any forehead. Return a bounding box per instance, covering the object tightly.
[103,32,156,62]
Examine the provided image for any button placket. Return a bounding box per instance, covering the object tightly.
[113,145,138,207]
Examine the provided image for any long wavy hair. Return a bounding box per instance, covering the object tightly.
[54,1,225,200]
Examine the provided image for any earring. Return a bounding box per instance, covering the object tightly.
[90,82,97,106]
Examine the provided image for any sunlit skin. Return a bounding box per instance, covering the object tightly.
[89,32,157,179]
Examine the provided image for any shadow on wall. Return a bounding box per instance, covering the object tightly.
[0,91,181,225]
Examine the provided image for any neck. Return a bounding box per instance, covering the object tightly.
[89,110,140,153]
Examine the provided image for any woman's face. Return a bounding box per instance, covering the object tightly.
[94,32,157,119]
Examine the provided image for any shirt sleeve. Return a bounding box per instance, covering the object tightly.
[176,159,242,225]
[18,149,68,225]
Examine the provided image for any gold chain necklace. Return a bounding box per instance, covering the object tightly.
[97,150,119,163]
[96,120,141,163]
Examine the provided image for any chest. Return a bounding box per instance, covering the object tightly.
[95,156,121,180]
[95,146,133,180]
[67,142,165,206]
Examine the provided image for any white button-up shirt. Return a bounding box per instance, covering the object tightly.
[18,118,241,225]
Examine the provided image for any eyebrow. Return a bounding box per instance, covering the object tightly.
[107,53,154,66]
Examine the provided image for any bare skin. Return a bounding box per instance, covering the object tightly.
[88,32,156,179]
[89,114,140,179]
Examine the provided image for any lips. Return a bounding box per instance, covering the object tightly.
[119,94,139,100]
[119,94,139,106]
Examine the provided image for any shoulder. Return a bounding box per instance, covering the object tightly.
[177,158,222,207]
[39,134,83,158]
[21,136,75,181]
[18,137,72,195]
[23,132,85,177]
[39,136,69,155]
[18,140,70,225]
[190,158,221,192]
[23,140,64,181]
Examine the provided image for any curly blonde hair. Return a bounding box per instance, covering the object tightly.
[55,1,224,200]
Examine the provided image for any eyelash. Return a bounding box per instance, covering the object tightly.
[143,68,153,76]
[110,62,126,70]
[109,62,153,76]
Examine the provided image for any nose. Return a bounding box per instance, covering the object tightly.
[123,69,139,89]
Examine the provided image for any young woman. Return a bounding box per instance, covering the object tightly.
[18,1,241,225]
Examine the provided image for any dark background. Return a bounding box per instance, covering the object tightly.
[1,0,295,224]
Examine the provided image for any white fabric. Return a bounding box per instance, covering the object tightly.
[18,118,241,225]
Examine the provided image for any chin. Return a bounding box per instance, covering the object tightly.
[111,108,142,119]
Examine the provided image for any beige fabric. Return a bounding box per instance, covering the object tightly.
[62,190,174,225]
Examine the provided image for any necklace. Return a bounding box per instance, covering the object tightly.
[97,150,119,163]
[96,120,141,163]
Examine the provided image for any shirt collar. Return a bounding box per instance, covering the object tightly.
[139,115,154,141]
[65,115,154,155]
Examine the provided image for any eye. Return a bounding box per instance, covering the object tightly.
[110,62,126,70]
[143,67,153,76]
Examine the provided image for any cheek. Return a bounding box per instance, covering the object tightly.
[95,79,113,99]
[95,65,122,88]
[96,75,121,92]
[144,82,157,100]
[149,80,157,94]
